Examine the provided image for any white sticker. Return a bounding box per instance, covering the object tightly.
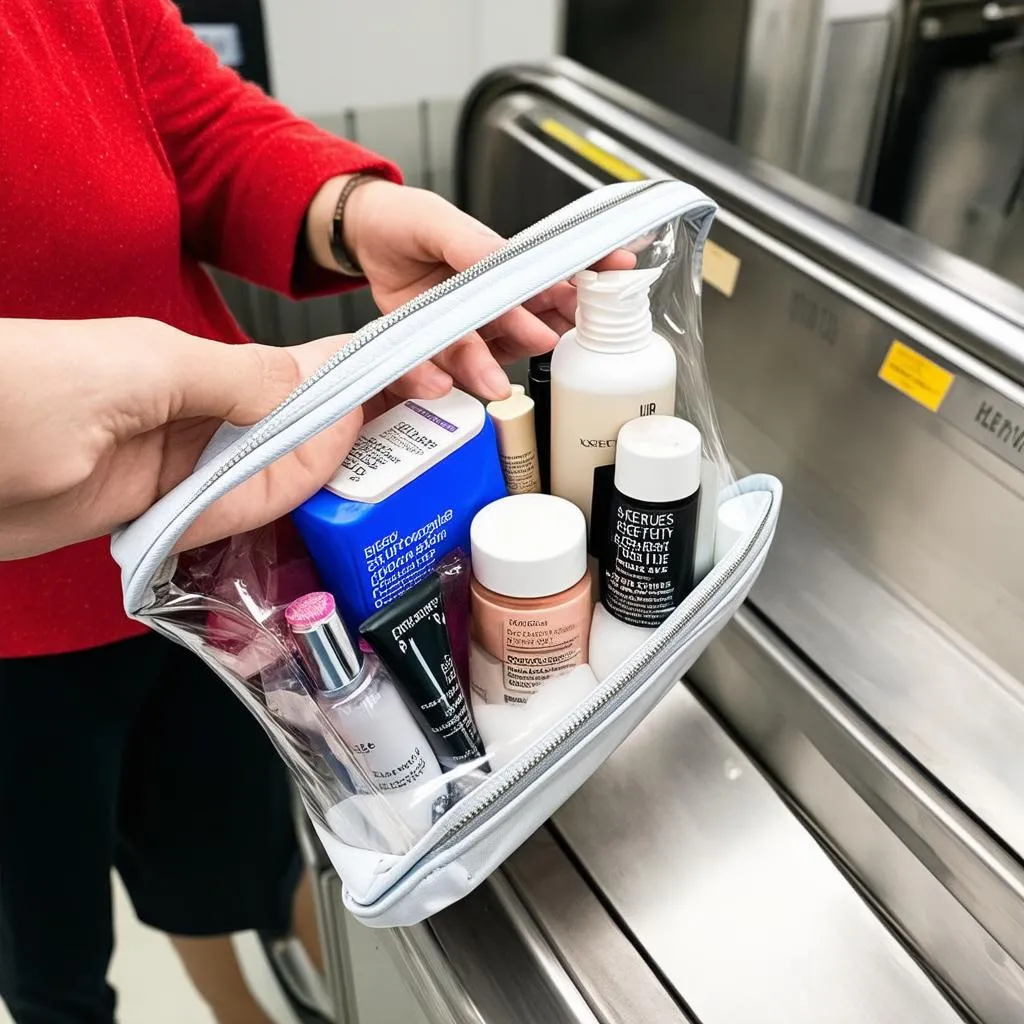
[326,389,484,504]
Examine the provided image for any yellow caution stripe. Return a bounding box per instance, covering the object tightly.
[539,118,646,182]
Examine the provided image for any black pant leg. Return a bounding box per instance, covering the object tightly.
[0,637,157,1024]
[115,637,301,937]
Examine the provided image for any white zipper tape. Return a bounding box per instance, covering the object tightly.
[114,180,716,613]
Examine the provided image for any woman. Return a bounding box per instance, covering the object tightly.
[0,2,586,1021]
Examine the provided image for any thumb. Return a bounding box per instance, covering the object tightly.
[167,333,361,552]
[167,334,351,426]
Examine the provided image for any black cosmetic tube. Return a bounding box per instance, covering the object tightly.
[360,574,485,773]
[528,352,552,493]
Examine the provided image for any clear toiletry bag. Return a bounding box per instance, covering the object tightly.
[112,179,782,928]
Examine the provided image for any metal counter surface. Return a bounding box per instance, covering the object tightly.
[691,609,1024,1024]
[385,681,962,1024]
[547,684,962,1024]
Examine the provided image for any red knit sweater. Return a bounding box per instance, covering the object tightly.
[0,0,400,657]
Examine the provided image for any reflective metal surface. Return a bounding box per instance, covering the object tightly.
[552,683,964,1024]
[874,0,1024,285]
[564,0,749,139]
[696,209,1024,853]
[378,685,969,1023]
[902,46,1024,272]
[458,62,1024,361]
[737,0,900,203]
[562,0,1021,284]
[376,829,694,1024]
[503,833,696,1024]
[456,62,1024,1021]
[690,609,1024,1023]
[401,866,603,1024]
[564,1,901,205]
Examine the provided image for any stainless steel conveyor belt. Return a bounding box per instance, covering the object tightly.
[342,60,1024,1024]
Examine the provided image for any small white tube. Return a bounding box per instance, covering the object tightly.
[693,457,720,583]
[714,492,771,565]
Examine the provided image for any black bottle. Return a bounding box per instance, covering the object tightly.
[598,415,702,628]
[528,352,552,493]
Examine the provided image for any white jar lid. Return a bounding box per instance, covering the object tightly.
[470,494,587,599]
[614,415,702,503]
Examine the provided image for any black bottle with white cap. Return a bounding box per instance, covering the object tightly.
[590,415,702,679]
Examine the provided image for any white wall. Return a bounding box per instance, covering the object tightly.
[263,0,562,116]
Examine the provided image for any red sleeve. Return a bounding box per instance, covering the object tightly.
[123,0,401,297]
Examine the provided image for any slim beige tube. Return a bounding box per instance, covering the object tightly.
[486,391,542,495]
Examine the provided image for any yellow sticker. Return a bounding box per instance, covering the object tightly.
[539,119,646,182]
[702,240,742,297]
[878,341,955,412]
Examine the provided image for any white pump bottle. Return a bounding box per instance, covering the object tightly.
[549,268,677,530]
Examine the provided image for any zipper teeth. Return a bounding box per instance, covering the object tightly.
[189,180,662,498]
[429,498,772,848]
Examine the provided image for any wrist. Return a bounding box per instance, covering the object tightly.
[306,173,393,276]
[338,175,396,274]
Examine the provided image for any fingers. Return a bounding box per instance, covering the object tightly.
[386,361,453,400]
[163,338,306,426]
[473,250,637,363]
[168,333,367,430]
[524,280,579,327]
[286,332,352,380]
[592,249,637,272]
[175,406,365,552]
[402,201,638,383]
[478,305,559,357]
[432,333,512,401]
[422,199,506,275]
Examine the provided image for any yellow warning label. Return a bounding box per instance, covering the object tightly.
[539,119,646,182]
[702,240,742,297]
[878,341,955,412]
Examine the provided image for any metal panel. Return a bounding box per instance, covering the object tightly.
[455,64,1024,1019]
[735,0,820,168]
[503,834,696,1024]
[737,1,900,203]
[563,0,750,138]
[457,63,1024,353]
[394,860,608,1024]
[690,610,1024,1024]
[796,14,896,200]
[552,684,964,1024]
[371,688,968,1023]
[700,211,1024,687]
[902,47,1024,274]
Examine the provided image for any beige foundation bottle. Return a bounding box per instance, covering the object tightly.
[469,494,592,705]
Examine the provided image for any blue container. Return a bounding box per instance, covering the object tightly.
[293,390,507,631]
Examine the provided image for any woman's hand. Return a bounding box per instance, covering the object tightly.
[309,177,632,400]
[0,318,360,560]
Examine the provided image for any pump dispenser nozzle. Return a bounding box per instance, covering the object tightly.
[574,268,663,353]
